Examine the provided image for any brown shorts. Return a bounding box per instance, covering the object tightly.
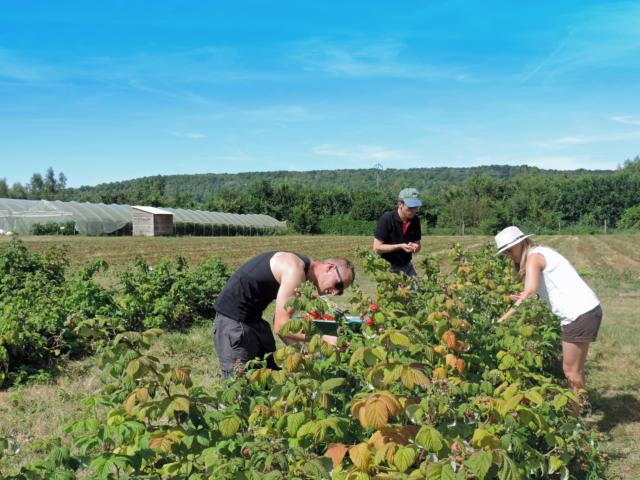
[562,305,602,343]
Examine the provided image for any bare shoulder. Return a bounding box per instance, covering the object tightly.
[271,252,306,280]
[528,251,547,269]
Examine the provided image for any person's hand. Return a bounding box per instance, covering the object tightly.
[497,313,510,324]
[407,242,419,253]
[399,243,414,253]
[510,292,525,301]
[322,334,338,346]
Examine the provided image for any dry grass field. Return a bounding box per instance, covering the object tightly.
[1,234,638,478]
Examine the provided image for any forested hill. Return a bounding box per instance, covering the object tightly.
[70,164,611,201]
[4,160,640,234]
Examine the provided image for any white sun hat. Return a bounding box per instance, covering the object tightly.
[495,226,534,254]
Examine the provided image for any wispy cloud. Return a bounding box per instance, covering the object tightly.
[291,38,467,80]
[522,2,640,81]
[312,143,419,163]
[0,48,56,82]
[534,130,640,148]
[171,131,204,139]
[612,115,640,126]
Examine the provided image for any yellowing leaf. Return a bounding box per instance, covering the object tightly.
[377,391,402,416]
[471,428,501,450]
[400,366,430,390]
[126,358,142,379]
[325,443,349,468]
[284,352,303,372]
[374,442,397,466]
[363,398,389,429]
[149,434,174,453]
[349,443,372,472]
[170,367,193,388]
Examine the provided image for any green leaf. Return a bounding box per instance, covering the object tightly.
[47,446,70,466]
[303,458,331,478]
[415,425,444,452]
[426,463,456,480]
[464,450,493,479]
[553,393,568,411]
[296,420,318,439]
[286,412,306,437]
[320,377,346,393]
[498,451,521,480]
[389,331,412,348]
[218,415,242,437]
[166,395,190,416]
[524,389,544,405]
[393,445,417,473]
[549,455,564,474]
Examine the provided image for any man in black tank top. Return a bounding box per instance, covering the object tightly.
[213,251,355,379]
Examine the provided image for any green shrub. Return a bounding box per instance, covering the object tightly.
[30,221,76,235]
[7,244,605,479]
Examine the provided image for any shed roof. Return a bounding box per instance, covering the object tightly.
[132,206,173,215]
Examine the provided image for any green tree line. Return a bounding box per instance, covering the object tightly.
[2,159,640,233]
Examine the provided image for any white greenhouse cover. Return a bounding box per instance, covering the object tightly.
[0,198,286,235]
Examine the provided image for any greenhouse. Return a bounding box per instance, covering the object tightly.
[0,198,286,236]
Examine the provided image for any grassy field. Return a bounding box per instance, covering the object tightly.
[0,234,639,478]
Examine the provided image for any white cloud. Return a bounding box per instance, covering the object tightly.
[291,38,467,80]
[312,143,419,163]
[519,155,617,171]
[612,115,640,126]
[534,130,640,148]
[171,131,205,139]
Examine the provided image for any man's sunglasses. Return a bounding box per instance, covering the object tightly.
[334,265,344,295]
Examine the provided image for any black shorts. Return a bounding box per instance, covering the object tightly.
[562,305,602,343]
[213,312,278,378]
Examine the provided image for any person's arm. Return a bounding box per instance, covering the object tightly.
[272,255,338,346]
[272,257,308,345]
[373,237,415,254]
[498,253,545,323]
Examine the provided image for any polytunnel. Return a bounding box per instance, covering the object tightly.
[0,198,286,235]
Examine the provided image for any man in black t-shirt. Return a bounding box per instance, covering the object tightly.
[213,252,355,378]
[373,188,422,279]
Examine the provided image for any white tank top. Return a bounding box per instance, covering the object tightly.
[529,246,600,326]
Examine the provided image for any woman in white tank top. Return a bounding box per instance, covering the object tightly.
[494,226,602,404]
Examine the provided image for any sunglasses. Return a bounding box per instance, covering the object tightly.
[334,265,344,296]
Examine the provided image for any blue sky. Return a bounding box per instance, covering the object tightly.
[1,1,639,187]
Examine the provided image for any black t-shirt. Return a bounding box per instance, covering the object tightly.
[214,251,311,323]
[374,210,421,267]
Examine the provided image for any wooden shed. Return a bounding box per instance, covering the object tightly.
[132,206,173,236]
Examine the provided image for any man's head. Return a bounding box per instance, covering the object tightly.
[315,257,355,296]
[397,188,422,220]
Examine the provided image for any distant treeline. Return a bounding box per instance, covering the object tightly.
[3,159,640,234]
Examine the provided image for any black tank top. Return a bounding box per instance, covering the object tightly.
[214,251,311,323]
